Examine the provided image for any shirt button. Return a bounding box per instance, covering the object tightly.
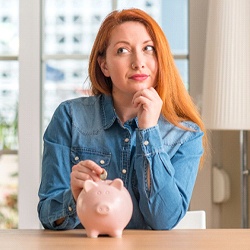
[100,160,105,165]
[122,169,127,174]
[124,138,129,143]
[75,156,79,161]
[143,140,149,146]
[68,206,72,212]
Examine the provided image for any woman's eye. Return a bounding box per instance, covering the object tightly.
[117,47,129,54]
[144,45,155,52]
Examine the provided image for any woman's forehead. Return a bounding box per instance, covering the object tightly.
[108,21,152,44]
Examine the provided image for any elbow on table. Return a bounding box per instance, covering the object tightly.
[147,209,185,230]
[149,216,182,230]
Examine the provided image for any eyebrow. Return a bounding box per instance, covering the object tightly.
[113,40,153,47]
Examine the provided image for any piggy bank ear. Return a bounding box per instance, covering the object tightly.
[110,178,124,191]
[83,180,98,193]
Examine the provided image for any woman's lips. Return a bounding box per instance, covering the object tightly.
[129,74,149,81]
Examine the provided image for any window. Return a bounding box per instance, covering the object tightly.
[0,1,19,150]
[12,0,189,228]
[0,0,19,229]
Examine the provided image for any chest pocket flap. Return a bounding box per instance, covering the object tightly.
[71,147,111,168]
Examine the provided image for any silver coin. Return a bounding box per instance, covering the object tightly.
[100,169,108,180]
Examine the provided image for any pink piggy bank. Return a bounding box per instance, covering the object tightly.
[76,178,133,238]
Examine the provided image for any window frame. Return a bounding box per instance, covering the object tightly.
[19,0,42,228]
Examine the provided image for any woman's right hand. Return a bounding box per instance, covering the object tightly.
[70,160,103,202]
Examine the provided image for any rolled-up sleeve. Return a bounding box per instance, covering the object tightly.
[134,124,203,230]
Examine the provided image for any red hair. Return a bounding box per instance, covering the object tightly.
[88,9,207,165]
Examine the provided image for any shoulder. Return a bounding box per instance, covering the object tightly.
[48,96,101,124]
[55,95,101,113]
[158,117,203,146]
[180,120,202,133]
[61,95,101,107]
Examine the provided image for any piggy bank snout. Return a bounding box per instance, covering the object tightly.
[96,203,110,215]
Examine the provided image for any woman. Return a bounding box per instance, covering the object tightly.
[38,8,207,230]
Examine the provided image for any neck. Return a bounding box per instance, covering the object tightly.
[112,94,137,124]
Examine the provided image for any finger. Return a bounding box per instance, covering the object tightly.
[72,160,103,181]
[132,88,157,105]
[79,160,103,175]
[73,173,96,184]
[141,87,159,100]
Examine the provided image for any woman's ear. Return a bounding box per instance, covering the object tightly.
[97,56,110,77]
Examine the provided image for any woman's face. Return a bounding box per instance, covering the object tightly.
[98,21,158,97]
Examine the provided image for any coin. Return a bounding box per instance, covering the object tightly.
[100,169,108,180]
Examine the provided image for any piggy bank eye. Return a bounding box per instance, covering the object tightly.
[97,191,102,195]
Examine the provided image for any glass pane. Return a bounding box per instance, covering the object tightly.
[0,60,18,229]
[162,0,188,55]
[0,0,19,229]
[117,0,162,23]
[43,0,112,55]
[0,152,18,229]
[175,59,189,90]
[0,0,19,55]
[43,60,89,129]
[0,61,18,150]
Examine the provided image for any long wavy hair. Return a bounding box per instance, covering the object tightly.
[88,8,207,165]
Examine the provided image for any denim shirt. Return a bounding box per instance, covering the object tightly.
[38,94,204,230]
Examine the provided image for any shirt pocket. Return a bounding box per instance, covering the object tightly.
[71,147,111,171]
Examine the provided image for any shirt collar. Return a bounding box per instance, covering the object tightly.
[101,94,117,129]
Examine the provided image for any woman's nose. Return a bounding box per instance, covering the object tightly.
[131,53,145,69]
[131,62,145,69]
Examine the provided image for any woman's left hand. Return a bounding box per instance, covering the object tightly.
[132,87,163,129]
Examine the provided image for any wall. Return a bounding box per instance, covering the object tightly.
[220,131,241,228]
[189,0,221,228]
[220,131,250,228]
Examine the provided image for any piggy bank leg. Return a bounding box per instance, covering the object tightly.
[86,229,99,238]
[109,229,123,238]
